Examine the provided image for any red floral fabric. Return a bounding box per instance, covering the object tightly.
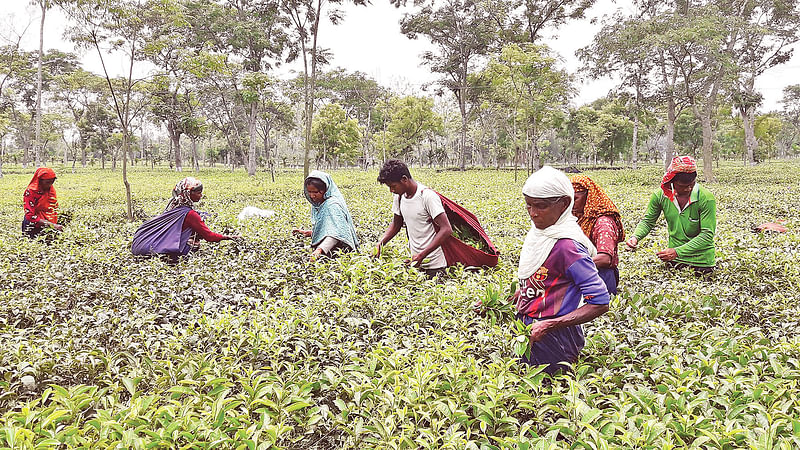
[592,216,621,267]
[23,167,58,225]
[661,155,697,200]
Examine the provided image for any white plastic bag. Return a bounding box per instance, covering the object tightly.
[237,206,276,221]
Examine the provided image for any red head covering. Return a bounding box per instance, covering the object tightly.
[570,174,625,242]
[26,167,59,223]
[661,155,697,200]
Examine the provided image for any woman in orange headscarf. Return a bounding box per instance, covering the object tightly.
[22,167,63,238]
[570,174,625,294]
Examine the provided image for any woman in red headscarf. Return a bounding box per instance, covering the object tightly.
[570,175,625,294]
[22,167,63,238]
[626,156,717,275]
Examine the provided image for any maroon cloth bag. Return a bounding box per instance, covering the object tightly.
[399,188,500,267]
[433,191,499,268]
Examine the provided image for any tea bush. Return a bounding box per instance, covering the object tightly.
[1,162,800,448]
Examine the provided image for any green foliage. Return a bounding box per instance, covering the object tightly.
[375,96,442,160]
[311,103,362,165]
[1,162,800,448]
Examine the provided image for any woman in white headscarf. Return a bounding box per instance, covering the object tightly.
[511,166,610,374]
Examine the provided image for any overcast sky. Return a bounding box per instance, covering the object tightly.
[2,0,796,112]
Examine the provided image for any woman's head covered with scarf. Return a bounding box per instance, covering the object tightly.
[303,170,359,251]
[164,177,203,212]
[518,166,595,280]
[570,174,625,242]
[661,155,697,200]
[27,167,59,223]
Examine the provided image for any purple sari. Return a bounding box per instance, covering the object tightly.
[131,206,193,256]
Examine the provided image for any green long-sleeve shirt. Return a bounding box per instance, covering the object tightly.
[633,184,716,267]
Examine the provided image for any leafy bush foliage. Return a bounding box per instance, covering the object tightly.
[1,162,800,448]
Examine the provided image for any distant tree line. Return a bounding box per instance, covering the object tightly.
[1,0,799,186]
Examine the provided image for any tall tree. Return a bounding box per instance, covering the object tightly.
[33,0,51,167]
[283,0,367,178]
[64,0,150,221]
[726,0,800,166]
[8,49,78,168]
[579,14,654,169]
[311,102,361,166]
[53,68,107,167]
[316,69,387,167]
[380,95,442,160]
[676,7,732,182]
[185,0,288,176]
[485,43,571,172]
[400,0,498,169]
[780,84,800,155]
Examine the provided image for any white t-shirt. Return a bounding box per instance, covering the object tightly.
[392,183,447,269]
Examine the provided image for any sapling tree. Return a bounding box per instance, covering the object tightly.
[63,0,151,221]
[484,43,571,172]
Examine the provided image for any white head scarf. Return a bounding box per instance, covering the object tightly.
[518,166,597,280]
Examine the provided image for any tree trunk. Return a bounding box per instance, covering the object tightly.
[363,108,371,170]
[191,137,199,172]
[171,127,182,172]
[741,104,758,166]
[512,115,518,182]
[459,91,467,170]
[247,102,258,176]
[34,1,46,167]
[632,85,640,170]
[122,130,132,221]
[664,97,676,170]
[699,114,714,182]
[631,114,639,169]
[302,0,323,179]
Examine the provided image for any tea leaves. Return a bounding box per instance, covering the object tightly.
[1,162,800,448]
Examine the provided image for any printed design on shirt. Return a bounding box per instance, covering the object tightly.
[520,268,567,318]
[522,274,545,300]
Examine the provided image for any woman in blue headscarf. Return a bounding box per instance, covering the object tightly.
[292,170,359,260]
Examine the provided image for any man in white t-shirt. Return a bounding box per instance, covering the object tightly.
[375,159,453,276]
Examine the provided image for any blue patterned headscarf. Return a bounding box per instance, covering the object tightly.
[304,170,359,251]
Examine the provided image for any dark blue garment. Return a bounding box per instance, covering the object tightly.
[22,219,42,238]
[597,267,619,295]
[131,206,193,256]
[517,313,585,375]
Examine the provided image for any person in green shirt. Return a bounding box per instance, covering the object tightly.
[626,156,716,275]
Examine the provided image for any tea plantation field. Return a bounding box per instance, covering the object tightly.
[1,162,800,448]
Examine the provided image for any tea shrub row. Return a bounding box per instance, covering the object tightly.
[1,162,799,448]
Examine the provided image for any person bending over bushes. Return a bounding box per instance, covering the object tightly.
[626,155,716,276]
[22,167,63,238]
[570,175,625,295]
[132,177,240,260]
[375,159,452,278]
[292,170,359,261]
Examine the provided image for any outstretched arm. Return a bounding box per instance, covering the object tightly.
[375,214,403,257]
[184,210,238,242]
[628,192,663,250]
